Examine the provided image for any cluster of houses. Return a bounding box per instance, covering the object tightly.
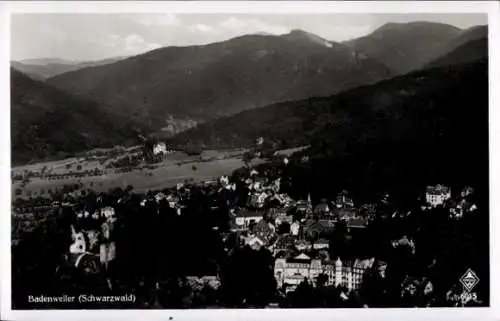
[219,169,378,294]
[422,184,478,218]
[19,150,479,298]
[67,206,118,276]
[56,166,376,294]
[225,171,479,295]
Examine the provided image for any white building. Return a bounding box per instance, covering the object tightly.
[313,239,330,250]
[234,209,265,228]
[425,184,451,207]
[243,235,266,250]
[155,192,166,203]
[76,210,90,219]
[220,175,230,186]
[290,221,300,236]
[153,142,167,155]
[69,226,86,254]
[274,255,373,293]
[91,210,100,220]
[248,191,269,208]
[101,206,116,220]
[335,191,354,208]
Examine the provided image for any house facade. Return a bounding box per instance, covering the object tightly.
[313,239,330,250]
[243,235,266,250]
[426,184,451,207]
[274,255,372,293]
[248,192,269,208]
[153,142,167,155]
[335,191,354,208]
[234,209,265,228]
[290,221,300,236]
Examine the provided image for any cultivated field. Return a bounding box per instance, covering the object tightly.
[11,149,249,197]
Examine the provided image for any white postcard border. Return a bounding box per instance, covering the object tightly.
[1,1,499,321]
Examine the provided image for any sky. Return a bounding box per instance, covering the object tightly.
[11,13,487,62]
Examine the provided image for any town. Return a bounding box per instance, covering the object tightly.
[11,138,486,309]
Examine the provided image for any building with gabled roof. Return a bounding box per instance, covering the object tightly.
[335,190,354,208]
[347,217,369,231]
[314,203,330,215]
[233,208,265,228]
[274,254,371,293]
[243,234,267,250]
[313,238,330,250]
[426,184,451,207]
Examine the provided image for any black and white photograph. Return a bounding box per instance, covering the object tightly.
[1,1,499,320]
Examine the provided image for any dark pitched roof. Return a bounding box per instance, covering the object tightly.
[287,253,312,263]
[314,203,330,213]
[334,208,357,217]
[347,218,368,228]
[305,219,334,231]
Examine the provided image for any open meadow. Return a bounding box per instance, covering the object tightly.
[11,149,249,198]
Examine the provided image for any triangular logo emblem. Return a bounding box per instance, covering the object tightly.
[460,269,479,292]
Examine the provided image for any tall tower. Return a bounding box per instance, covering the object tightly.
[335,257,343,287]
[307,193,313,214]
[69,225,86,254]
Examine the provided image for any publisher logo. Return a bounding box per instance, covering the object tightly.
[460,269,479,292]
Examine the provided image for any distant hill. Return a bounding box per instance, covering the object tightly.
[168,60,488,192]
[304,60,488,195]
[11,56,126,80]
[423,37,487,69]
[344,21,462,74]
[46,30,393,128]
[422,25,488,69]
[18,58,80,65]
[11,69,148,165]
[442,25,487,54]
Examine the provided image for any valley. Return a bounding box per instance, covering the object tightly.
[8,15,491,311]
[12,148,252,198]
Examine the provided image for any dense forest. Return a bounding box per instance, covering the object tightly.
[10,70,148,165]
[169,60,488,197]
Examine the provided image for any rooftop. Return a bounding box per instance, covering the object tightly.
[294,253,311,261]
[348,218,368,228]
[235,209,266,218]
[314,203,330,212]
[426,184,451,194]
